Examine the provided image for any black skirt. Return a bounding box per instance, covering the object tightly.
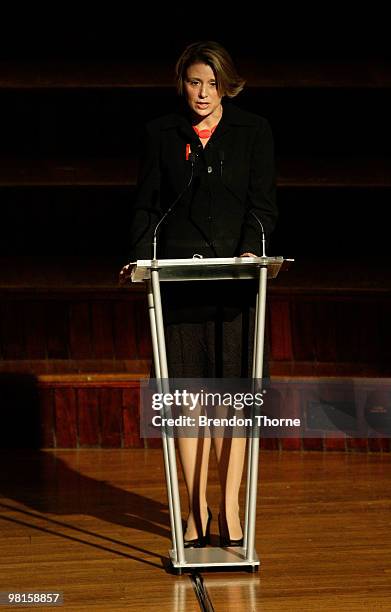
[156,277,269,379]
[164,307,269,379]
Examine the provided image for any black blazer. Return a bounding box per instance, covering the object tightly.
[128,102,278,323]
[128,101,278,261]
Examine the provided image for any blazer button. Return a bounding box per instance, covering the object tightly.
[207,166,213,174]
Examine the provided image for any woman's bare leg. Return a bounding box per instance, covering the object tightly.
[177,435,211,540]
[213,435,247,540]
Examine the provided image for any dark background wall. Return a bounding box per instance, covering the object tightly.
[0,12,389,260]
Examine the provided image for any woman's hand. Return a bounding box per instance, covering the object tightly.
[118,263,134,285]
[240,252,258,257]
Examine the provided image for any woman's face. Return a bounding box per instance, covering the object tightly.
[183,62,223,121]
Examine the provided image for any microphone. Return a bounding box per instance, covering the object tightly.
[248,209,267,257]
[152,152,197,260]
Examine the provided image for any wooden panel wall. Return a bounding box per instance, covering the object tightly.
[0,291,151,364]
[0,287,390,450]
[41,383,143,449]
[268,291,391,377]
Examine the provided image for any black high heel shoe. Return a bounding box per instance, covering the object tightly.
[218,513,244,547]
[184,508,212,548]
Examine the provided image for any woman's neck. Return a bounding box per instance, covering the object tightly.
[192,103,223,130]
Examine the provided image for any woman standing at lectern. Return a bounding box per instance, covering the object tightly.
[124,41,278,547]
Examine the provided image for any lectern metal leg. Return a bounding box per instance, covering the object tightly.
[244,265,267,562]
[147,281,177,555]
[149,269,185,566]
[243,291,259,551]
[147,281,162,380]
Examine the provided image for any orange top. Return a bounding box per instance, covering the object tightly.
[193,125,217,139]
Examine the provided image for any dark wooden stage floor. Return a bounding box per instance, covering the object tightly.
[0,449,390,611]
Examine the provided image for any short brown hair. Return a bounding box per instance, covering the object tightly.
[175,40,245,98]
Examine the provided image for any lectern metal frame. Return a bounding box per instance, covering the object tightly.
[130,256,290,573]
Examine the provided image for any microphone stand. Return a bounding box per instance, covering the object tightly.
[249,209,267,257]
[152,153,196,261]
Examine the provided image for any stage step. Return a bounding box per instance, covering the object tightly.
[0,156,389,187]
[1,59,390,89]
[0,366,148,450]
